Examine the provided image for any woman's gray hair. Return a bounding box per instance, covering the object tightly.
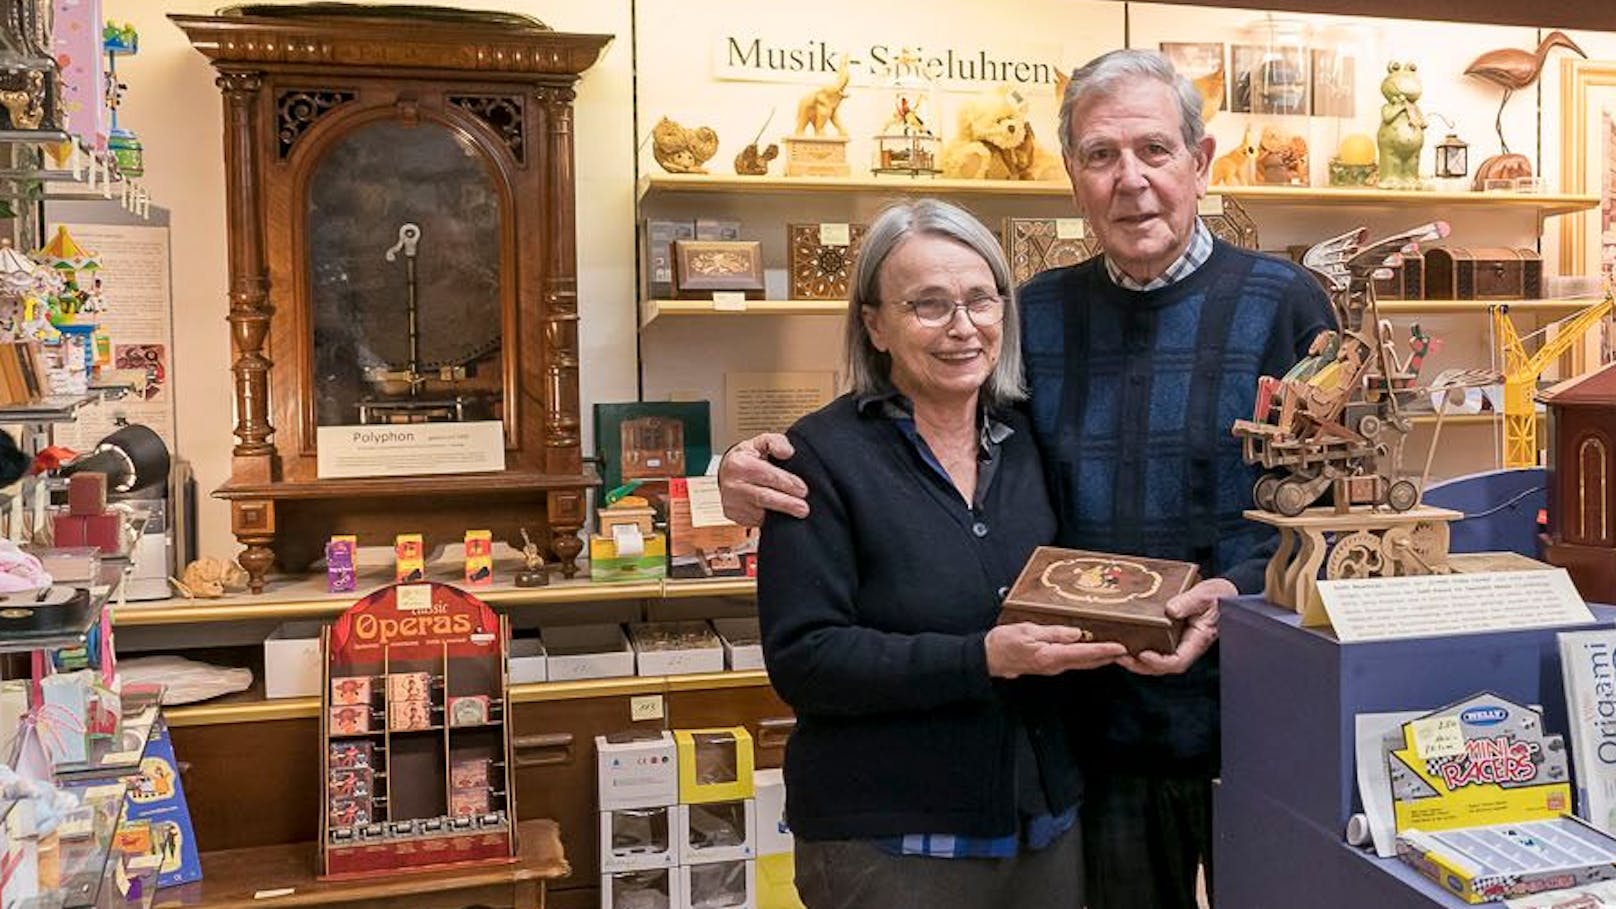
[844,199,1025,407]
[1058,49,1206,163]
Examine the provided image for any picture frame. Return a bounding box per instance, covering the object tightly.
[593,401,713,492]
[1232,44,1308,116]
[1310,47,1355,118]
[1558,58,1616,285]
[673,239,766,300]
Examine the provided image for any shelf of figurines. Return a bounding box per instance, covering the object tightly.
[164,669,772,729]
[112,568,757,628]
[640,296,1596,325]
[0,131,152,217]
[637,172,1601,218]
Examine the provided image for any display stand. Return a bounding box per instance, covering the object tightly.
[319,582,516,879]
[1216,596,1616,908]
[1244,505,1461,625]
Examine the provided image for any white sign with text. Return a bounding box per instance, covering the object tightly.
[1319,569,1595,643]
[316,422,505,480]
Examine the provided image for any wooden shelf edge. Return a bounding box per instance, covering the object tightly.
[638,172,1599,216]
[165,670,775,727]
[114,577,757,627]
[642,299,847,324]
[1377,299,1600,313]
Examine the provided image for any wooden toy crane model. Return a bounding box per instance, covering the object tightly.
[1492,294,1615,468]
[1231,221,1488,625]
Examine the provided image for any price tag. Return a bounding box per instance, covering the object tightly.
[1410,716,1465,760]
[397,585,433,613]
[712,292,747,311]
[819,222,852,246]
[630,694,665,722]
[1197,195,1226,216]
[100,750,140,766]
[1055,218,1085,240]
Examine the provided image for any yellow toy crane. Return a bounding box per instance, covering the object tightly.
[1492,293,1614,467]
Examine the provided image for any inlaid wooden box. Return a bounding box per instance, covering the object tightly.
[998,547,1199,655]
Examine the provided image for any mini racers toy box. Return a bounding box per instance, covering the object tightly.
[1386,692,1616,903]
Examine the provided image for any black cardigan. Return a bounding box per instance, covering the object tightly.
[757,393,1075,841]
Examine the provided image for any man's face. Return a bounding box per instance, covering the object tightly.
[1064,78,1215,283]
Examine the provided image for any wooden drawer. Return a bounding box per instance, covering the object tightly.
[665,683,795,769]
[171,717,321,851]
[510,694,662,890]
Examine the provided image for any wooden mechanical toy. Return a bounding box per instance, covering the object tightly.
[1232,221,1498,623]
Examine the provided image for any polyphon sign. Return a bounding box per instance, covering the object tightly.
[713,35,1064,92]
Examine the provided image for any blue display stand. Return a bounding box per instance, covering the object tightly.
[1216,596,1616,908]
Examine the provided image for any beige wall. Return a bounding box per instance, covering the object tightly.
[108,0,639,561]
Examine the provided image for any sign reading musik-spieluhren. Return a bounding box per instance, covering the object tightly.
[316,421,506,480]
[714,36,1063,91]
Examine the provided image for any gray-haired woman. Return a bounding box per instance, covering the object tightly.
[757,198,1125,909]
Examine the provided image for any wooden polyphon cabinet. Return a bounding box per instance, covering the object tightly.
[172,6,611,591]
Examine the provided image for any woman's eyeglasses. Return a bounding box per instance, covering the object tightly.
[888,294,1007,327]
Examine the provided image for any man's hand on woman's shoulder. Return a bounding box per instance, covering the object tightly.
[719,432,809,526]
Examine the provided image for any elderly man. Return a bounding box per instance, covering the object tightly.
[720,49,1332,909]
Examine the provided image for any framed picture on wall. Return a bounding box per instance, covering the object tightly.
[1558,59,1616,286]
[1233,44,1308,116]
[1230,44,1262,113]
[1311,48,1355,118]
[1160,42,1226,122]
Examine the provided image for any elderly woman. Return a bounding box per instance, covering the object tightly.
[758,199,1125,909]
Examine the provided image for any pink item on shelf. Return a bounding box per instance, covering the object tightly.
[0,541,50,593]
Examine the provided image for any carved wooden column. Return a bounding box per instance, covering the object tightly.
[218,70,278,591]
[538,84,585,577]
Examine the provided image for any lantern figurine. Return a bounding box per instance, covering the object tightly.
[1434,131,1469,181]
[871,48,941,177]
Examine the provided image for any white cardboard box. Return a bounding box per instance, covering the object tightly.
[681,858,756,909]
[602,865,684,909]
[712,618,764,672]
[509,637,547,685]
[544,625,634,681]
[599,806,678,872]
[629,622,725,677]
[264,621,325,699]
[597,731,679,810]
[753,769,791,856]
[678,799,757,865]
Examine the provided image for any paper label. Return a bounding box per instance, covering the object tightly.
[1197,195,1226,216]
[100,749,140,766]
[1410,716,1465,760]
[1320,569,1593,643]
[819,222,851,246]
[685,476,735,529]
[1055,218,1084,240]
[316,422,505,480]
[396,585,432,613]
[712,291,748,311]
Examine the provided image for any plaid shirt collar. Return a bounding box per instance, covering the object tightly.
[1103,218,1213,291]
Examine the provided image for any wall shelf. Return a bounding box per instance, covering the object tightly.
[641,298,846,326]
[163,670,773,728]
[1375,299,1600,314]
[638,173,1600,218]
[113,573,757,627]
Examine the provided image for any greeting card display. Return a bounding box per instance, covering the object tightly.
[319,582,516,879]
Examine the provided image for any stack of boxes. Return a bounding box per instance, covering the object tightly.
[598,728,759,908]
[52,474,122,553]
[753,769,799,909]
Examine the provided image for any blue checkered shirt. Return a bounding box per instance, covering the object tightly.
[1103,219,1213,291]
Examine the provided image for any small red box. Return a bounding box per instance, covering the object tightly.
[53,514,87,547]
[81,513,121,553]
[67,474,107,516]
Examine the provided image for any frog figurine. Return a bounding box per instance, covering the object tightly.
[1377,61,1428,190]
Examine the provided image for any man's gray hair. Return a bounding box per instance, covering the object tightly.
[844,199,1026,407]
[1058,49,1206,163]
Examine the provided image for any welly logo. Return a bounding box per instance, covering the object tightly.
[1460,707,1509,726]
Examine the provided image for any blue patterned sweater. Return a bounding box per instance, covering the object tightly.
[1018,239,1333,773]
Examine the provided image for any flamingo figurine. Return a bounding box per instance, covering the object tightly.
[1464,31,1585,186]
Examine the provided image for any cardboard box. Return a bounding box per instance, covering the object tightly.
[682,858,755,909]
[590,530,668,584]
[596,731,678,810]
[264,621,325,699]
[757,852,803,909]
[599,805,677,872]
[630,622,724,677]
[509,637,547,685]
[713,619,764,672]
[543,625,633,682]
[602,865,683,909]
[675,728,755,804]
[677,800,756,865]
[753,769,791,856]
[667,478,758,580]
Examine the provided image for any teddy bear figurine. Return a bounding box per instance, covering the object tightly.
[940,85,1063,182]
